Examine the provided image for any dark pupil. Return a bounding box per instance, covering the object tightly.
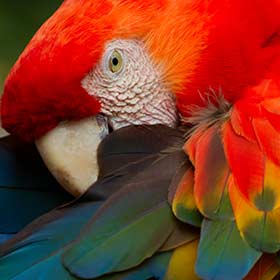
[112,57,119,66]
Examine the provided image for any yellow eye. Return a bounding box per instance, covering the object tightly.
[109,50,123,73]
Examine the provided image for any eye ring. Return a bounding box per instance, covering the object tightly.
[109,50,123,73]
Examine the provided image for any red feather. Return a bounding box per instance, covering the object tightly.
[178,0,280,112]
[1,0,280,141]
[1,0,114,140]
[223,121,264,202]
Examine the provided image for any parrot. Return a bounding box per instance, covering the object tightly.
[1,0,280,279]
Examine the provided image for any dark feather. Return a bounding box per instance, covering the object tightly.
[0,136,71,234]
[0,125,190,280]
[62,150,185,279]
[159,221,199,252]
[83,125,186,201]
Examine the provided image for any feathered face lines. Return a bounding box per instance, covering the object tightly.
[0,0,210,141]
[82,39,178,131]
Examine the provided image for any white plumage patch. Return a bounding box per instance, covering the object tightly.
[82,39,178,130]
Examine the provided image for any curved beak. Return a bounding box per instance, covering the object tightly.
[35,116,108,197]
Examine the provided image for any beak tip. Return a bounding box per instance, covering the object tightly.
[36,117,104,196]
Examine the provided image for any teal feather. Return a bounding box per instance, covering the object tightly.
[0,202,101,279]
[2,247,171,280]
[9,253,77,280]
[98,252,172,280]
[196,219,261,280]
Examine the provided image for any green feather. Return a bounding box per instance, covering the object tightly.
[63,145,187,279]
[63,201,174,279]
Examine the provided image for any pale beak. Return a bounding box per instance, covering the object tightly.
[35,116,108,197]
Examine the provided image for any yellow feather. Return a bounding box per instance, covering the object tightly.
[165,240,200,280]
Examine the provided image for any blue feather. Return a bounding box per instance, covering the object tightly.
[0,202,101,279]
[0,136,71,233]
[0,234,14,245]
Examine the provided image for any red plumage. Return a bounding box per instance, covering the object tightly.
[1,0,113,141]
[1,0,280,141]
[177,0,280,110]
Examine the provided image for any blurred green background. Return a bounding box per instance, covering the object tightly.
[0,0,62,93]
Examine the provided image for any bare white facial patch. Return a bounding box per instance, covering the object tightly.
[82,39,178,130]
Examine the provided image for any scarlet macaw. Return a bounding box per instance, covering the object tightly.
[1,0,280,279]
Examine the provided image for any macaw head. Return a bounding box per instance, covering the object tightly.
[1,0,211,139]
[1,0,277,195]
[1,0,210,195]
